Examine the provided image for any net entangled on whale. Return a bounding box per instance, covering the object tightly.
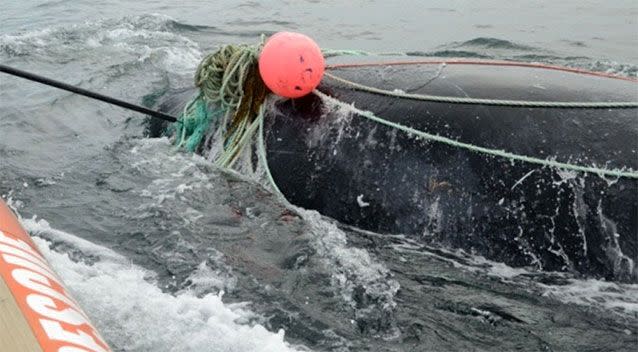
[150,32,638,283]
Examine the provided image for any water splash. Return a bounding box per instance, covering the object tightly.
[22,217,306,352]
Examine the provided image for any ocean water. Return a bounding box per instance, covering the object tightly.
[1,1,637,351]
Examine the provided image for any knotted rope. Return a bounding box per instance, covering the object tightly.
[174,44,267,169]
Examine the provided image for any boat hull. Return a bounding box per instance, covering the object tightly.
[0,200,110,352]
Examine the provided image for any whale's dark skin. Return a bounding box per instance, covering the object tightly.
[153,61,638,282]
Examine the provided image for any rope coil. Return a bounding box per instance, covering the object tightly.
[195,45,258,109]
[174,43,266,169]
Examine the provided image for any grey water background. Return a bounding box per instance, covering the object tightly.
[1,1,637,351]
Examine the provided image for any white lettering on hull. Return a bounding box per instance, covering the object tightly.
[0,230,109,351]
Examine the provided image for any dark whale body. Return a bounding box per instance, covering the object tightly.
[155,60,638,282]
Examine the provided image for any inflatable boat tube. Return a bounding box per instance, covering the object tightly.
[0,200,110,352]
[262,60,638,282]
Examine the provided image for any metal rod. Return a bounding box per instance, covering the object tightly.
[0,64,178,122]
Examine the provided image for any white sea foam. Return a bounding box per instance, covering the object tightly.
[541,278,638,315]
[21,218,306,352]
[299,209,400,336]
[0,14,202,76]
[391,237,638,316]
[131,138,401,336]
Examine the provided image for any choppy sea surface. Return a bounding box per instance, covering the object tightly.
[1,1,637,351]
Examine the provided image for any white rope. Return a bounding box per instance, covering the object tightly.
[324,72,638,109]
[313,90,638,179]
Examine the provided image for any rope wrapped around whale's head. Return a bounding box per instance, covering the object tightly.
[173,34,638,180]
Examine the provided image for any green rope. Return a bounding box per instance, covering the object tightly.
[322,49,406,58]
[324,72,638,109]
[173,43,266,165]
[173,94,214,152]
[215,116,260,169]
[313,89,638,179]
[195,44,258,109]
[257,105,289,201]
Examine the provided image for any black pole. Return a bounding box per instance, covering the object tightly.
[0,64,178,123]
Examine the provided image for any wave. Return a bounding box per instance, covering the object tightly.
[406,49,493,58]
[0,14,202,76]
[455,37,536,51]
[391,238,638,317]
[21,216,306,352]
[127,138,402,339]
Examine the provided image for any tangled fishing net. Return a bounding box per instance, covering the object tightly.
[173,43,268,171]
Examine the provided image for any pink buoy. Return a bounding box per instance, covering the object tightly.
[258,32,325,98]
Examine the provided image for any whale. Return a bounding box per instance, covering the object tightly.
[151,59,638,282]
